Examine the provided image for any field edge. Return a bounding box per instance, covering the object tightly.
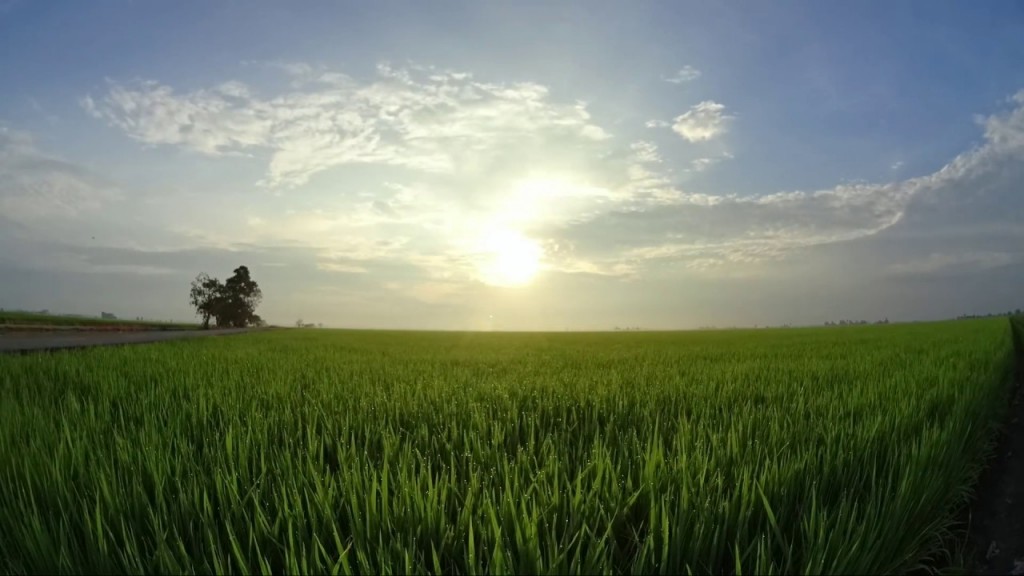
[962,317,1024,575]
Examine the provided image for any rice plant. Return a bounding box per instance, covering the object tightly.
[0,319,1016,574]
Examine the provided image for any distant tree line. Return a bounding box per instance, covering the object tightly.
[189,266,264,329]
[0,308,52,315]
[956,309,1022,320]
[824,318,889,326]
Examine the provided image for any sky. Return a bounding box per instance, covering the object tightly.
[1,1,1024,330]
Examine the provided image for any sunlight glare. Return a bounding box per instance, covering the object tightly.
[501,177,573,225]
[479,229,543,287]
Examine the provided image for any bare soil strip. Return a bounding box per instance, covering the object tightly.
[964,326,1024,575]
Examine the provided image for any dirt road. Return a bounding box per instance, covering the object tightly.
[0,328,254,353]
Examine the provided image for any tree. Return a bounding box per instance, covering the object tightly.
[189,272,222,329]
[189,266,263,329]
[219,266,263,328]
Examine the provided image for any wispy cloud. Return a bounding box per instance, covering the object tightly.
[0,126,119,223]
[83,63,611,188]
[80,81,273,157]
[629,141,661,164]
[690,151,734,172]
[546,179,916,277]
[27,97,58,125]
[887,251,1020,276]
[76,64,1024,289]
[548,89,1024,276]
[249,60,355,88]
[661,66,701,84]
[671,100,734,142]
[691,157,719,171]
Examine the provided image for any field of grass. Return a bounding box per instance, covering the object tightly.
[0,310,199,330]
[0,319,1020,574]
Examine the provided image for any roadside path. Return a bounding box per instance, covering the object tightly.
[965,320,1024,575]
[0,328,255,353]
[967,364,1024,575]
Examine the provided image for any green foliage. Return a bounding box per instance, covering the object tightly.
[189,266,263,329]
[0,320,1016,574]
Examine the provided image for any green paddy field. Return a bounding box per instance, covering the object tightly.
[1,319,1021,574]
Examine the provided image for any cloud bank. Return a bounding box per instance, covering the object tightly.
[68,65,1024,290]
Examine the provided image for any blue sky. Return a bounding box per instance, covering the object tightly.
[1,1,1023,329]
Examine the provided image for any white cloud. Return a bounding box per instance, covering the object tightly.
[81,81,273,156]
[691,157,718,171]
[257,60,355,87]
[661,66,701,84]
[671,100,733,142]
[629,141,661,164]
[890,160,904,171]
[549,89,1024,276]
[978,90,1024,150]
[76,66,1024,287]
[689,151,733,172]
[546,179,914,277]
[84,64,611,188]
[217,82,1024,282]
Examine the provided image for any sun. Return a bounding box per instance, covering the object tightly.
[479,229,542,287]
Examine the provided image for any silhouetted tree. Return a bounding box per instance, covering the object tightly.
[218,266,263,328]
[189,266,263,329]
[189,272,222,329]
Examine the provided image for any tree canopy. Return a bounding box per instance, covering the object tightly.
[189,266,263,329]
